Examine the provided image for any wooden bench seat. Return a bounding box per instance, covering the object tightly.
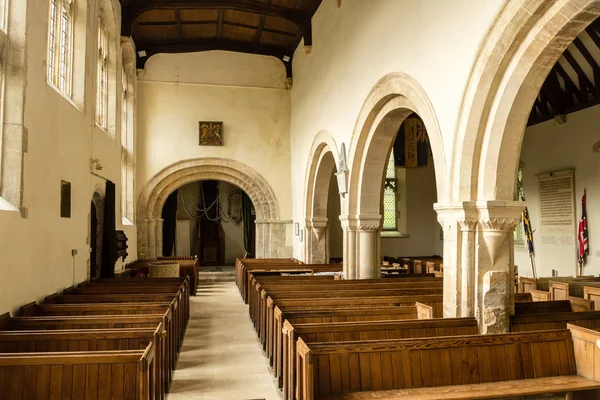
[282,317,478,400]
[0,328,164,400]
[295,329,599,400]
[519,276,600,294]
[0,346,155,400]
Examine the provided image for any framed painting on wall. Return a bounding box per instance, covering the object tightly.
[199,121,223,146]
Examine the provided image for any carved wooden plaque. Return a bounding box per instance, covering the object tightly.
[199,121,223,146]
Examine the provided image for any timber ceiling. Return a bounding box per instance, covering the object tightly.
[120,0,322,76]
[529,18,600,126]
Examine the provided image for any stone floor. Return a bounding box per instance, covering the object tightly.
[168,267,281,400]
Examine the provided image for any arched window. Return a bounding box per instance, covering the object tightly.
[47,0,74,96]
[382,149,397,231]
[95,2,117,136]
[96,16,108,129]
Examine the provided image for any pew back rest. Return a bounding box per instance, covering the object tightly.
[289,317,479,343]
[514,300,572,315]
[0,346,154,400]
[0,328,157,353]
[4,315,164,331]
[19,302,171,317]
[511,311,600,332]
[297,330,576,399]
[283,307,419,325]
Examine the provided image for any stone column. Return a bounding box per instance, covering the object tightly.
[357,215,381,279]
[340,215,357,279]
[156,219,164,256]
[137,219,149,259]
[255,220,266,258]
[270,220,292,258]
[458,219,477,317]
[307,217,328,264]
[435,201,523,332]
[476,201,523,334]
[147,219,157,259]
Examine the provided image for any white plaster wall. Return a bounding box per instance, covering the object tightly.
[290,0,503,258]
[0,0,136,314]
[381,163,441,258]
[137,51,293,222]
[515,105,600,277]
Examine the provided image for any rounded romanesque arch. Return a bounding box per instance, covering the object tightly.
[303,131,340,264]
[452,0,600,202]
[137,158,284,259]
[343,72,446,279]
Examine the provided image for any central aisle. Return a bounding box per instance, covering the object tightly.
[168,277,281,400]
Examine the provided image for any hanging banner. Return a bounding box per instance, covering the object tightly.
[394,115,429,168]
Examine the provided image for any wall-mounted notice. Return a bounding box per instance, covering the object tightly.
[536,169,577,274]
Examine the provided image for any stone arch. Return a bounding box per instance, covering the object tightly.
[137,158,285,259]
[343,72,446,278]
[453,0,600,201]
[303,131,341,264]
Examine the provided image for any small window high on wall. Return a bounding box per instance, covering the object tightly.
[95,2,117,137]
[47,0,74,97]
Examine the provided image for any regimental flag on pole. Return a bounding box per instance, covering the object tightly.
[578,189,589,267]
[522,207,535,256]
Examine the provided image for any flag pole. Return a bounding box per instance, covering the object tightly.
[529,253,537,279]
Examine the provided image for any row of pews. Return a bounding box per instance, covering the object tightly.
[0,275,192,399]
[126,256,199,295]
[237,258,600,400]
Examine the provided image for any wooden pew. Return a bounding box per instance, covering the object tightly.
[0,313,172,395]
[514,298,594,314]
[126,258,199,295]
[583,285,600,310]
[0,346,155,400]
[529,289,551,301]
[0,328,163,400]
[282,317,478,400]
[519,276,600,293]
[43,293,184,356]
[270,306,421,387]
[511,310,600,332]
[239,263,342,303]
[514,292,532,302]
[253,285,443,332]
[296,329,600,400]
[549,279,600,300]
[267,295,443,378]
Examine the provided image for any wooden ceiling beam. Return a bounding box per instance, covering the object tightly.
[217,11,223,38]
[136,19,297,38]
[562,48,594,98]
[573,37,600,99]
[122,0,313,47]
[554,62,585,103]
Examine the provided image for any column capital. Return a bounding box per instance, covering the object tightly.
[356,214,381,232]
[435,201,524,231]
[339,215,357,231]
[309,217,328,241]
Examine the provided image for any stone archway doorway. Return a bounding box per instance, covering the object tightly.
[138,158,290,260]
[89,192,104,279]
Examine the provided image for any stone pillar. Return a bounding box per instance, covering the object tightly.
[459,219,477,317]
[147,219,157,259]
[435,201,523,333]
[270,220,293,258]
[156,219,164,256]
[340,215,357,279]
[255,220,266,258]
[137,219,149,259]
[357,215,381,279]
[306,217,328,264]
